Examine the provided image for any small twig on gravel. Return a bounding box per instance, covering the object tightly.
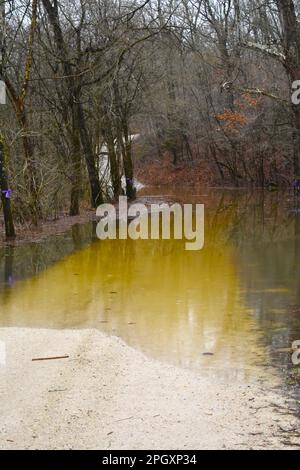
[32,355,69,362]
[115,416,134,422]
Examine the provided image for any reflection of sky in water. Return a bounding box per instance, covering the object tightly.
[0,189,300,393]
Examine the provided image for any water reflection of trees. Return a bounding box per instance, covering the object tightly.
[1,189,300,391]
[204,190,297,248]
[0,223,95,290]
[206,190,300,394]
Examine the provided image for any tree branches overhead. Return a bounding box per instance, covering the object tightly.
[0,1,300,234]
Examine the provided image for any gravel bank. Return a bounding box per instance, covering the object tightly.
[0,328,299,450]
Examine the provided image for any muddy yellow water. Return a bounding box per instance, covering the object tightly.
[1,189,300,386]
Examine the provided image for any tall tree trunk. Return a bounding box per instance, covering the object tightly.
[2,0,40,224]
[76,102,103,207]
[0,135,16,239]
[105,130,121,199]
[0,1,15,238]
[19,112,41,223]
[116,123,135,200]
[123,134,136,200]
[42,0,103,208]
[112,81,136,199]
[69,127,81,216]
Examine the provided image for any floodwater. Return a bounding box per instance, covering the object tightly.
[1,188,300,394]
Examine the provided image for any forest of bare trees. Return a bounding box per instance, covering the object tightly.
[0,0,300,238]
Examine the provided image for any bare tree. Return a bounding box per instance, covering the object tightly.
[0,0,15,238]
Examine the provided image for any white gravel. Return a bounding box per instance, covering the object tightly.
[0,328,299,450]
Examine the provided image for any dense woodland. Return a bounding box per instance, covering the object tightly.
[0,0,300,238]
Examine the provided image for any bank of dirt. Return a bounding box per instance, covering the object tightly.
[0,208,97,248]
